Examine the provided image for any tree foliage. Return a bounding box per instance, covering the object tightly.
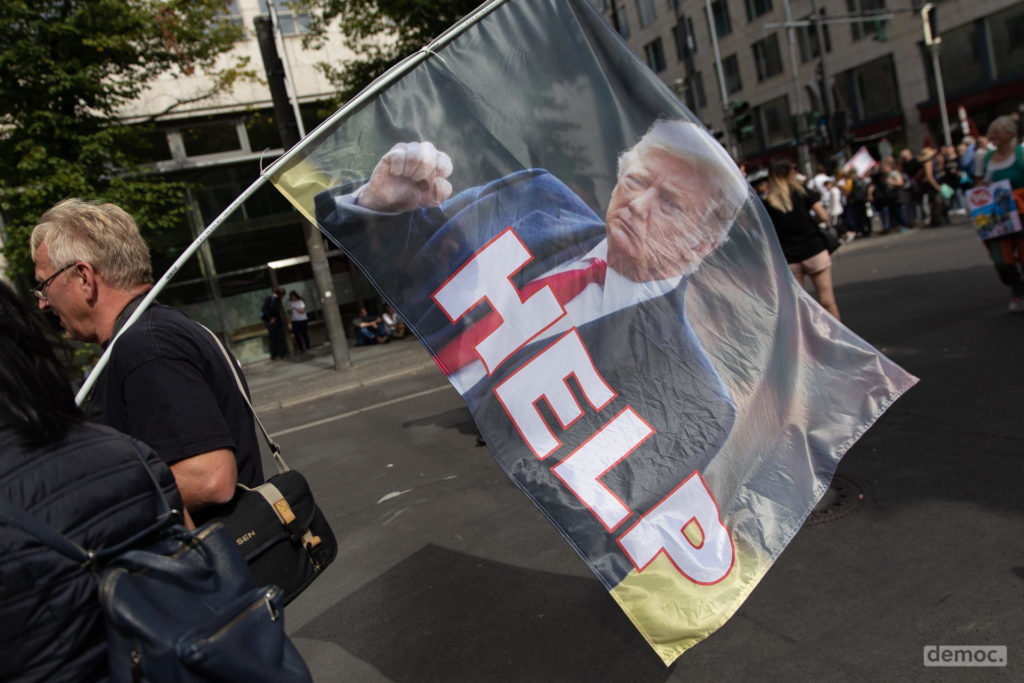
[305,0,482,103]
[0,0,248,278]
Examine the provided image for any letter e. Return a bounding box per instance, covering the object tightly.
[494,330,616,459]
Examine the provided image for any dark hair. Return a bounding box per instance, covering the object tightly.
[770,156,796,179]
[0,281,81,446]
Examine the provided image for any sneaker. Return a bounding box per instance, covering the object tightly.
[1010,298,1024,313]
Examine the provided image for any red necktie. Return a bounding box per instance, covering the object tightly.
[435,258,607,375]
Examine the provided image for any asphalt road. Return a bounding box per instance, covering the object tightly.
[260,221,1023,682]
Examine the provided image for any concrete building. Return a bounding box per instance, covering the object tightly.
[588,0,1024,169]
[114,0,373,362]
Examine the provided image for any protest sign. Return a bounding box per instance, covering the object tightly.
[267,0,916,663]
[967,180,1023,240]
[843,146,879,178]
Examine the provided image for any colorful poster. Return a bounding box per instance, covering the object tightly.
[268,0,916,664]
[967,180,1023,240]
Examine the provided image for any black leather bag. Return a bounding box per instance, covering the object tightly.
[200,325,337,605]
[0,450,312,683]
[201,467,337,605]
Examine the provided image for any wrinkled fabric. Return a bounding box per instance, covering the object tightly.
[268,0,916,663]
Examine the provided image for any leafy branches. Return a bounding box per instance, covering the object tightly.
[304,0,481,103]
[0,0,248,278]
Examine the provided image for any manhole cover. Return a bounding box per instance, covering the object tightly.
[806,474,866,525]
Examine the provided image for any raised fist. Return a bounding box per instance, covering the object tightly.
[357,141,454,212]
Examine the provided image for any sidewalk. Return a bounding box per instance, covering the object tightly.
[243,336,439,413]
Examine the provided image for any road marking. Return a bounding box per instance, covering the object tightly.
[270,384,453,437]
[378,489,412,504]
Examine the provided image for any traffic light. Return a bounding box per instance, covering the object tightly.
[730,100,754,141]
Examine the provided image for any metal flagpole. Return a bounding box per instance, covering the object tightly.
[75,0,515,406]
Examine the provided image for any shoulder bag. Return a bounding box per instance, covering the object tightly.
[200,326,338,605]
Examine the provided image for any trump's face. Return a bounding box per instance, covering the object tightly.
[604,149,727,282]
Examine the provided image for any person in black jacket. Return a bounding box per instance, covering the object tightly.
[0,280,181,682]
[762,157,840,319]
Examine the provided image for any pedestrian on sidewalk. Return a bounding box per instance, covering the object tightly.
[261,286,288,359]
[763,157,840,320]
[977,115,1024,313]
[287,290,311,353]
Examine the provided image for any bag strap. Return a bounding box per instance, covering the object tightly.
[200,324,289,475]
[0,497,92,565]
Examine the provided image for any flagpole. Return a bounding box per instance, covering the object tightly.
[75,0,512,406]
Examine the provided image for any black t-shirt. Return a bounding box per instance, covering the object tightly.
[764,188,827,263]
[90,301,264,489]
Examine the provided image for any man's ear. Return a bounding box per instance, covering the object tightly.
[74,262,100,302]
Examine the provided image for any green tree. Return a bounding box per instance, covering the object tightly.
[0,0,249,279]
[305,0,481,103]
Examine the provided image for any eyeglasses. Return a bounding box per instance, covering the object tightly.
[32,262,76,301]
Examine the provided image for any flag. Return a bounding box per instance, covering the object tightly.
[268,0,916,664]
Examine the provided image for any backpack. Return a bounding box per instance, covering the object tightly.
[0,447,313,683]
[260,295,273,322]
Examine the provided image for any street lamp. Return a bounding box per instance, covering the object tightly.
[922,3,952,147]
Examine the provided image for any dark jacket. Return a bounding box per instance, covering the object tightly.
[0,423,180,682]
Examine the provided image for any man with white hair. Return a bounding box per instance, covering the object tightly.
[316,120,746,480]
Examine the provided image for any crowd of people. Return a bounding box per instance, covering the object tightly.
[757,114,1024,314]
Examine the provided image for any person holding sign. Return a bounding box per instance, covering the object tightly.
[978,115,1024,313]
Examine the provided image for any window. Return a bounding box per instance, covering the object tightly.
[797,11,831,62]
[636,0,657,27]
[759,95,794,149]
[257,0,312,35]
[745,0,773,22]
[846,0,886,42]
[673,22,689,60]
[615,4,631,38]
[988,4,1024,80]
[836,54,899,122]
[752,33,783,81]
[645,37,667,72]
[723,54,742,93]
[221,0,243,28]
[711,0,732,38]
[931,21,986,98]
[688,72,707,109]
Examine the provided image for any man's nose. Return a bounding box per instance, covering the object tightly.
[37,297,50,311]
[627,186,657,217]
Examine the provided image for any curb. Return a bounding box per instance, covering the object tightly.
[253,359,441,413]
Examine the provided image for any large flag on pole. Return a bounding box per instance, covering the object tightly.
[268,0,916,664]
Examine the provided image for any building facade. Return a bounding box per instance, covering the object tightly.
[589,0,1024,169]
[114,0,378,362]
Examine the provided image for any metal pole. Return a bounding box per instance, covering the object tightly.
[267,0,307,139]
[703,0,733,153]
[810,0,835,155]
[930,46,952,147]
[255,15,352,368]
[782,0,809,173]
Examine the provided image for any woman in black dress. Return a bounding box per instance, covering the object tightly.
[762,157,840,319]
